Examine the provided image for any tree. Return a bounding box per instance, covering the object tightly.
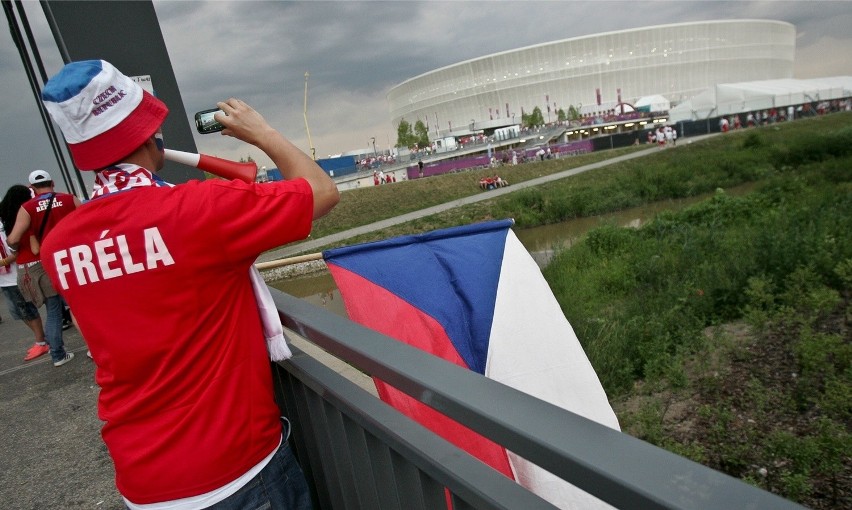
[396,119,419,149]
[521,106,545,128]
[567,105,580,121]
[413,120,429,147]
[557,108,566,122]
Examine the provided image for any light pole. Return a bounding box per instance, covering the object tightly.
[370,137,377,157]
[303,72,315,160]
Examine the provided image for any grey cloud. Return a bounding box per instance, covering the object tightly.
[2,1,851,189]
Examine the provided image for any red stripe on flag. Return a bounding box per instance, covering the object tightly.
[327,265,515,478]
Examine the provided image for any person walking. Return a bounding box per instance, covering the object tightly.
[38,59,339,509]
[0,201,48,358]
[6,170,80,366]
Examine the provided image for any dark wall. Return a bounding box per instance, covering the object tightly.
[42,0,200,184]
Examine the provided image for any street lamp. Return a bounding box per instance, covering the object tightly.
[370,137,377,157]
[304,72,315,160]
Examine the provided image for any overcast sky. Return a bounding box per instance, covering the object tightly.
[2,0,851,194]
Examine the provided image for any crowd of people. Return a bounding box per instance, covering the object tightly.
[1,58,339,509]
[478,175,509,190]
[647,125,678,147]
[579,108,649,127]
[720,100,852,133]
[357,152,395,170]
[372,169,397,185]
[495,146,561,167]
[723,110,788,131]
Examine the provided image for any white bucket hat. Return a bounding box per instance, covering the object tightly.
[42,60,169,170]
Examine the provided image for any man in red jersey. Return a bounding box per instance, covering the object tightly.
[39,59,338,509]
[7,169,81,365]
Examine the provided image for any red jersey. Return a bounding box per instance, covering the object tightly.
[18,191,78,264]
[40,177,313,503]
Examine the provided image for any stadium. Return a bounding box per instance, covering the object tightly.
[387,20,796,136]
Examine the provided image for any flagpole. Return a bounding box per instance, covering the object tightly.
[254,252,324,270]
[304,71,315,160]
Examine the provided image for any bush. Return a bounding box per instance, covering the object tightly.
[545,132,852,506]
[769,125,852,170]
[741,132,765,149]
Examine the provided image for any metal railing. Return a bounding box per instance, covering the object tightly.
[269,288,803,509]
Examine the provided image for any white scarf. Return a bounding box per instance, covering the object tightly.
[93,165,292,361]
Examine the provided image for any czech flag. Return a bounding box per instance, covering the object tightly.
[323,220,620,509]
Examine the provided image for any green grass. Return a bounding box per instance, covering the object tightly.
[308,145,648,239]
[542,123,852,508]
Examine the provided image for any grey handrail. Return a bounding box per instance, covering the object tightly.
[272,288,803,510]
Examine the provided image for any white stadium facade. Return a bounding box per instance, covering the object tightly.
[387,20,798,136]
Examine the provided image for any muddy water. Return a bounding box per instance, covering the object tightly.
[272,270,349,318]
[516,182,757,265]
[270,183,758,318]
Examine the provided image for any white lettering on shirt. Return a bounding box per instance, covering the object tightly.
[36,197,63,212]
[52,227,175,290]
[93,238,121,279]
[144,228,175,268]
[70,245,99,285]
[116,235,145,275]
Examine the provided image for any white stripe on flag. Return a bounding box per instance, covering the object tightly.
[486,230,619,509]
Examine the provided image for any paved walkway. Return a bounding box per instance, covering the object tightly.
[0,315,118,508]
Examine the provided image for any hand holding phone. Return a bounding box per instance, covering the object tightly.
[195,108,226,134]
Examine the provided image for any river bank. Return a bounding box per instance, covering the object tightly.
[543,123,852,508]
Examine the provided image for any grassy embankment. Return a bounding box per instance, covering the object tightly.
[543,119,851,509]
[305,144,648,243]
[304,113,852,508]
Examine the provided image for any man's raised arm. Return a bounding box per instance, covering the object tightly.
[215,98,340,219]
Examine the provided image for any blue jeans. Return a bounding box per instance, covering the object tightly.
[44,295,67,363]
[207,440,312,510]
[1,285,40,321]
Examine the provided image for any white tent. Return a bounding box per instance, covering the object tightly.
[635,94,670,112]
[669,77,852,122]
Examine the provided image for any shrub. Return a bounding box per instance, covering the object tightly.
[741,132,765,149]
[742,275,777,331]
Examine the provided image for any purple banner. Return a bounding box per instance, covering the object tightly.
[406,139,594,180]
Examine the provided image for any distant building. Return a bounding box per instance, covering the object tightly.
[388,20,795,136]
